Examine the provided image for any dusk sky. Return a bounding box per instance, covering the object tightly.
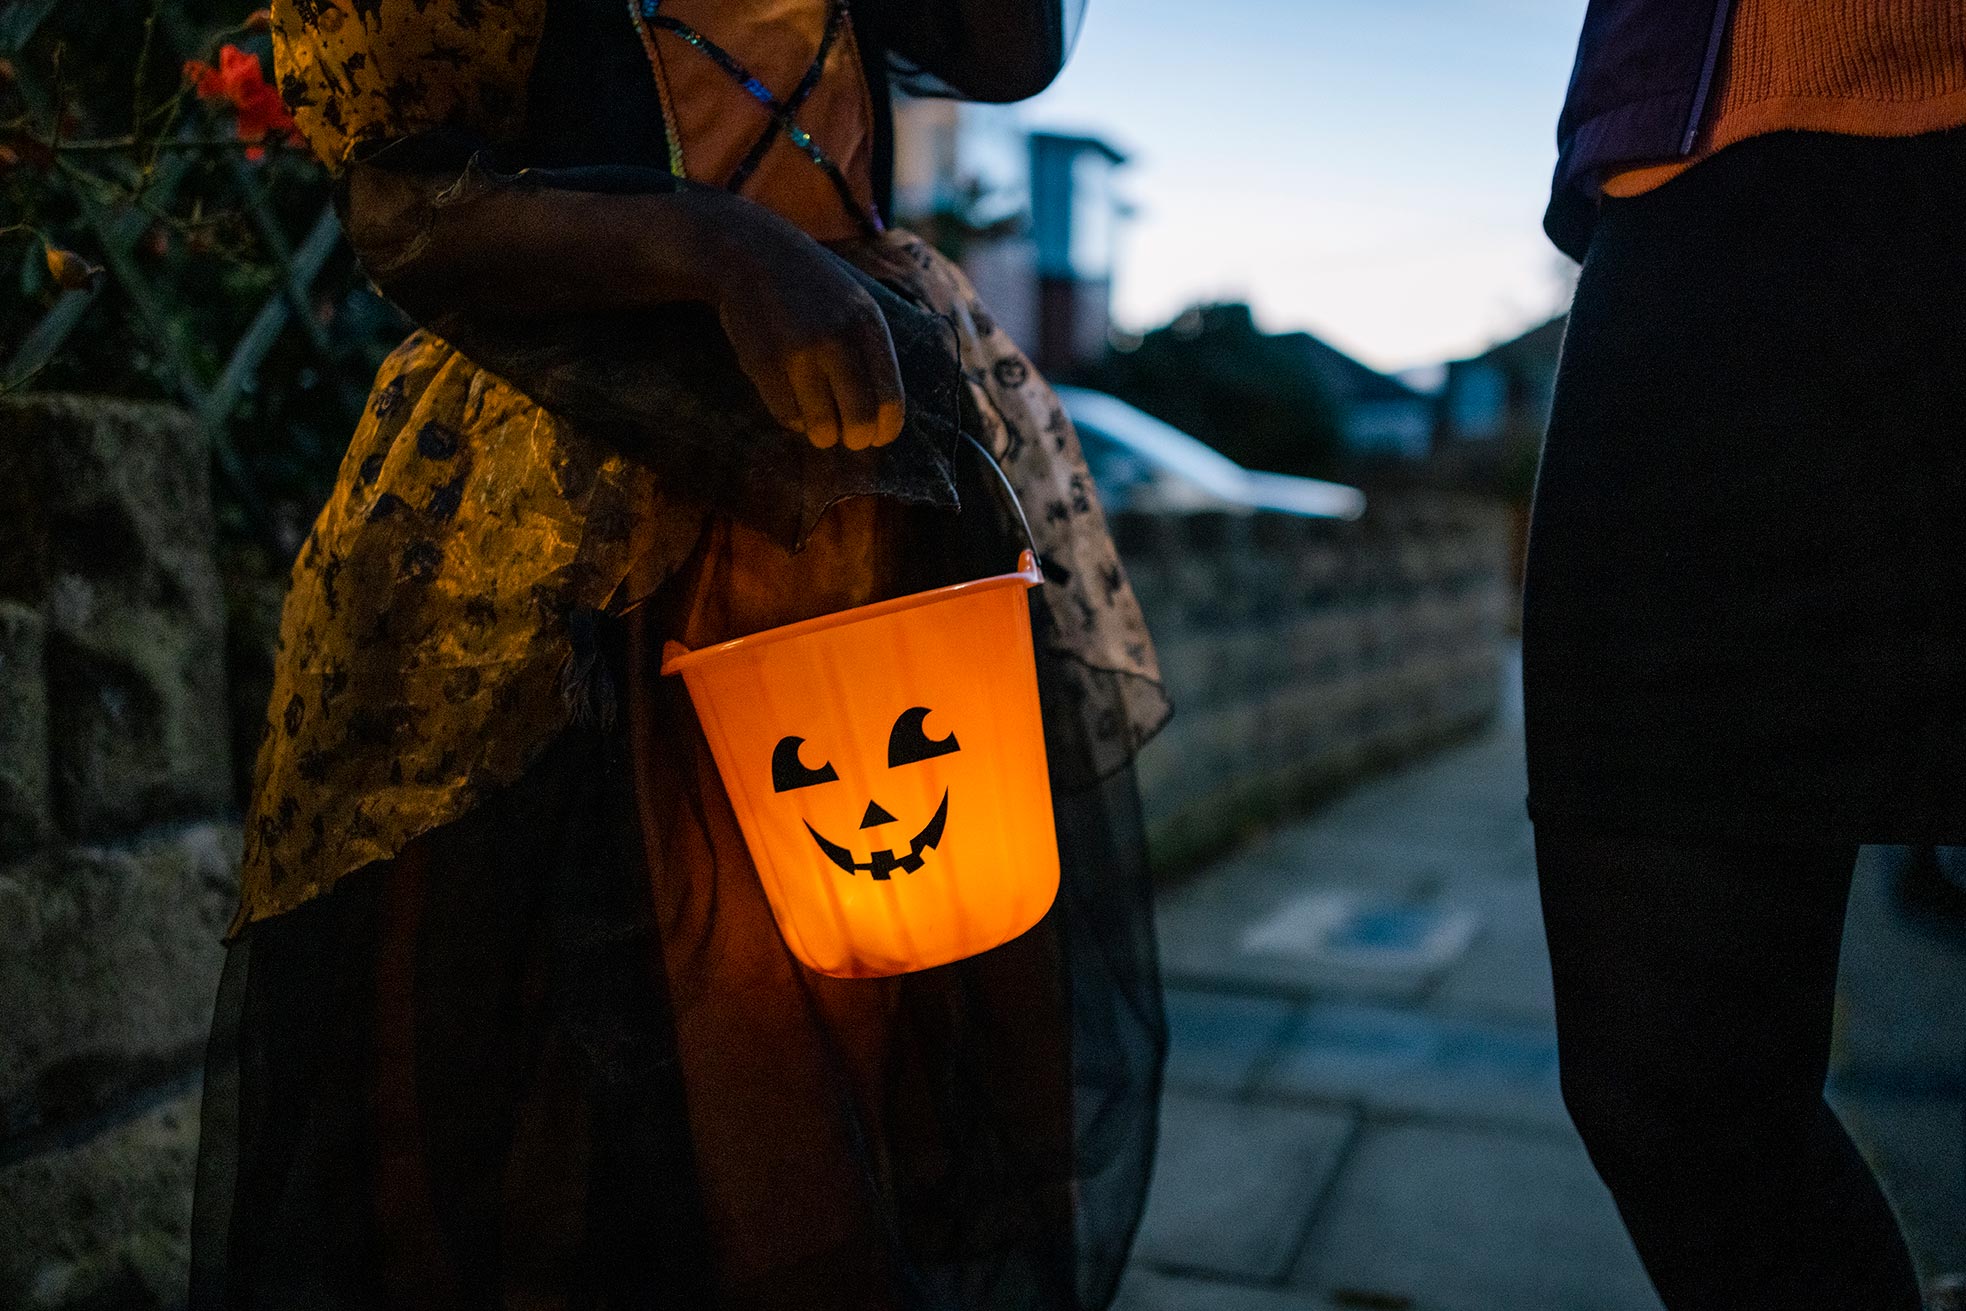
[1020,0,1589,374]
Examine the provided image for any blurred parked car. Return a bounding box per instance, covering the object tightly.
[1056,386,1367,520]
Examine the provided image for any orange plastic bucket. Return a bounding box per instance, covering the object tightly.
[661,550,1059,978]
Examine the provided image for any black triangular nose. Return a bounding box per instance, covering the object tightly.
[859,799,898,829]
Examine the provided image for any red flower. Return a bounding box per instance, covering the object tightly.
[184,44,295,160]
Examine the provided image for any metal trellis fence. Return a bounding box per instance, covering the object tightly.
[3,0,393,555]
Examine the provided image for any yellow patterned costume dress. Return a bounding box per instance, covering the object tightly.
[193,1,1167,1307]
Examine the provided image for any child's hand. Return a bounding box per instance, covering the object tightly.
[708,208,906,451]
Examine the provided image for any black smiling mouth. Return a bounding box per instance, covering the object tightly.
[804,791,949,881]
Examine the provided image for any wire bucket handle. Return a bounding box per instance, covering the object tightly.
[960,430,1043,577]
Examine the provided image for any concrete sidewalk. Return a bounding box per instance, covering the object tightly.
[1120,665,1966,1311]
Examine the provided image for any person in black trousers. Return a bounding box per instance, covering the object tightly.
[1528,9,1966,1304]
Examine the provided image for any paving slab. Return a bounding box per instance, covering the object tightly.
[1287,734,1528,857]
[1238,894,1479,973]
[1259,1001,1567,1131]
[1214,831,1478,899]
[1423,878,1556,1026]
[1163,989,1301,1095]
[1830,1091,1966,1278]
[1158,840,1437,938]
[1159,881,1475,1004]
[1291,1123,1662,1311]
[1262,815,1529,891]
[1834,848,1966,1091]
[1135,1093,1357,1282]
[1115,1270,1338,1311]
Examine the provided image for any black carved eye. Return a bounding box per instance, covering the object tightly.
[888,707,960,768]
[772,736,838,792]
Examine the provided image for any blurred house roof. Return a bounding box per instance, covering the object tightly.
[1273,330,1427,409]
[1277,329,1435,459]
[1435,314,1567,443]
[1469,314,1567,372]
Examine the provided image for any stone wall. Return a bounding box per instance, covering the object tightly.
[0,396,238,1311]
[1111,498,1511,872]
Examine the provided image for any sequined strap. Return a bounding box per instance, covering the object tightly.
[629,0,884,238]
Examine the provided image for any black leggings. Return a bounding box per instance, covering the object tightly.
[1533,823,1921,1311]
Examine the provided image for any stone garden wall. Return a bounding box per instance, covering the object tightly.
[0,395,1511,1308]
[1111,499,1511,872]
[0,396,238,1310]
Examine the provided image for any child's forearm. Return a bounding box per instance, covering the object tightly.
[343,160,734,318]
[341,162,904,451]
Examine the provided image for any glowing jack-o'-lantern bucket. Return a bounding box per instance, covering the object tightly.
[661,550,1059,978]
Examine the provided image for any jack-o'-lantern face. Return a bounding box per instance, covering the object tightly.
[772,706,960,881]
[664,557,1059,976]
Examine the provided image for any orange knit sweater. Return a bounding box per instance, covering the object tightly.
[1603,0,1966,197]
